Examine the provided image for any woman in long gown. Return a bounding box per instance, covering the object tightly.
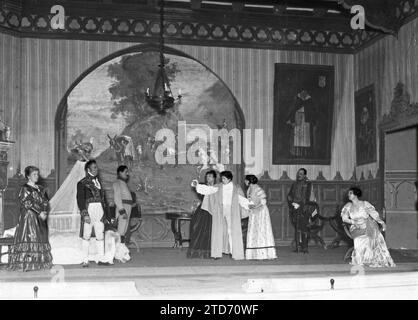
[8,166,53,271]
[341,187,395,268]
[244,175,277,260]
[47,143,91,265]
[187,170,216,259]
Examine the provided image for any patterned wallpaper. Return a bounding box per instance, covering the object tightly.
[354,18,418,177]
[0,34,359,182]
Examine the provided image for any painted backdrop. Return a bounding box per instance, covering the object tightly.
[66,50,242,213]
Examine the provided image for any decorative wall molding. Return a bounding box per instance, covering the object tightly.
[259,169,380,183]
[1,0,410,53]
[381,82,418,131]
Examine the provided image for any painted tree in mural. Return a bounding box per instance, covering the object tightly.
[106,51,182,162]
[107,51,178,122]
[104,51,201,210]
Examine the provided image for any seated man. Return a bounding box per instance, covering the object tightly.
[287,168,319,253]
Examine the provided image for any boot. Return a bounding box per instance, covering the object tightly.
[301,233,309,254]
[96,240,110,265]
[81,239,90,265]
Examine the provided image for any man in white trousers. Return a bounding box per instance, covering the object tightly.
[76,160,110,267]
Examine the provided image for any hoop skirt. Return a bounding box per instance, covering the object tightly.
[8,184,53,272]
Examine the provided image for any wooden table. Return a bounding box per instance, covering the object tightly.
[165,212,191,248]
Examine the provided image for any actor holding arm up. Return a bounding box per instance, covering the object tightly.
[191,171,248,260]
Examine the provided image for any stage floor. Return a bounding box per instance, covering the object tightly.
[1,246,417,279]
[1,246,418,299]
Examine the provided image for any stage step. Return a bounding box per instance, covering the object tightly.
[242,271,418,293]
[0,281,139,299]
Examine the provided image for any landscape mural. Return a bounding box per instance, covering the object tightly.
[65,50,243,214]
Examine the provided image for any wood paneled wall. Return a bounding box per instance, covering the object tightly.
[259,172,381,245]
[0,34,357,182]
[354,18,418,177]
[3,169,381,246]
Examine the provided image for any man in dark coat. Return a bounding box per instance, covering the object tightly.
[287,168,319,253]
[76,160,110,267]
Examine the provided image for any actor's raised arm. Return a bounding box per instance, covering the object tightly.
[191,180,218,195]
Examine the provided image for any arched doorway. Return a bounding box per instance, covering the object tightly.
[55,44,246,246]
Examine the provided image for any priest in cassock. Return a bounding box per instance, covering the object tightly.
[191,171,248,260]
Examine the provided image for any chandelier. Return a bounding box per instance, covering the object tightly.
[145,0,181,114]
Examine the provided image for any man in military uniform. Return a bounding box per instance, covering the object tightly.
[287,168,318,253]
[77,160,110,267]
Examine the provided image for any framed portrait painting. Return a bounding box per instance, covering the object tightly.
[355,84,376,166]
[272,63,335,165]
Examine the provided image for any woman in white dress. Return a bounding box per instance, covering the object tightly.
[341,187,395,268]
[48,142,92,265]
[244,175,277,260]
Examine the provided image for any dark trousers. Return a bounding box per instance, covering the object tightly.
[290,208,310,251]
[241,217,249,250]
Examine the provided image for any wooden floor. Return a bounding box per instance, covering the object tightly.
[1,246,417,279]
[1,246,418,299]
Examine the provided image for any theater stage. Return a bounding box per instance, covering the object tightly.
[1,246,418,299]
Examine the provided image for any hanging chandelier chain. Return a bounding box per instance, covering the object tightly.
[159,0,165,69]
[145,0,181,114]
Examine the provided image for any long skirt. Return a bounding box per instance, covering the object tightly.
[350,218,396,268]
[245,205,277,260]
[187,206,212,259]
[8,209,53,272]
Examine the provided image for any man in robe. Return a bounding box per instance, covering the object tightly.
[287,168,318,253]
[191,171,248,260]
[112,165,134,244]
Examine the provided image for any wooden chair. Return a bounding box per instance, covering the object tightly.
[290,204,327,251]
[342,224,354,262]
[326,205,354,261]
[327,205,354,249]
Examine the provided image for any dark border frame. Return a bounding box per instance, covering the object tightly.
[355,84,377,166]
[272,63,334,165]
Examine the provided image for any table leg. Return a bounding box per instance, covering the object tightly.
[178,219,183,248]
[170,219,179,248]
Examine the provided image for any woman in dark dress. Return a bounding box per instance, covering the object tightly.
[187,170,217,259]
[8,166,53,271]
